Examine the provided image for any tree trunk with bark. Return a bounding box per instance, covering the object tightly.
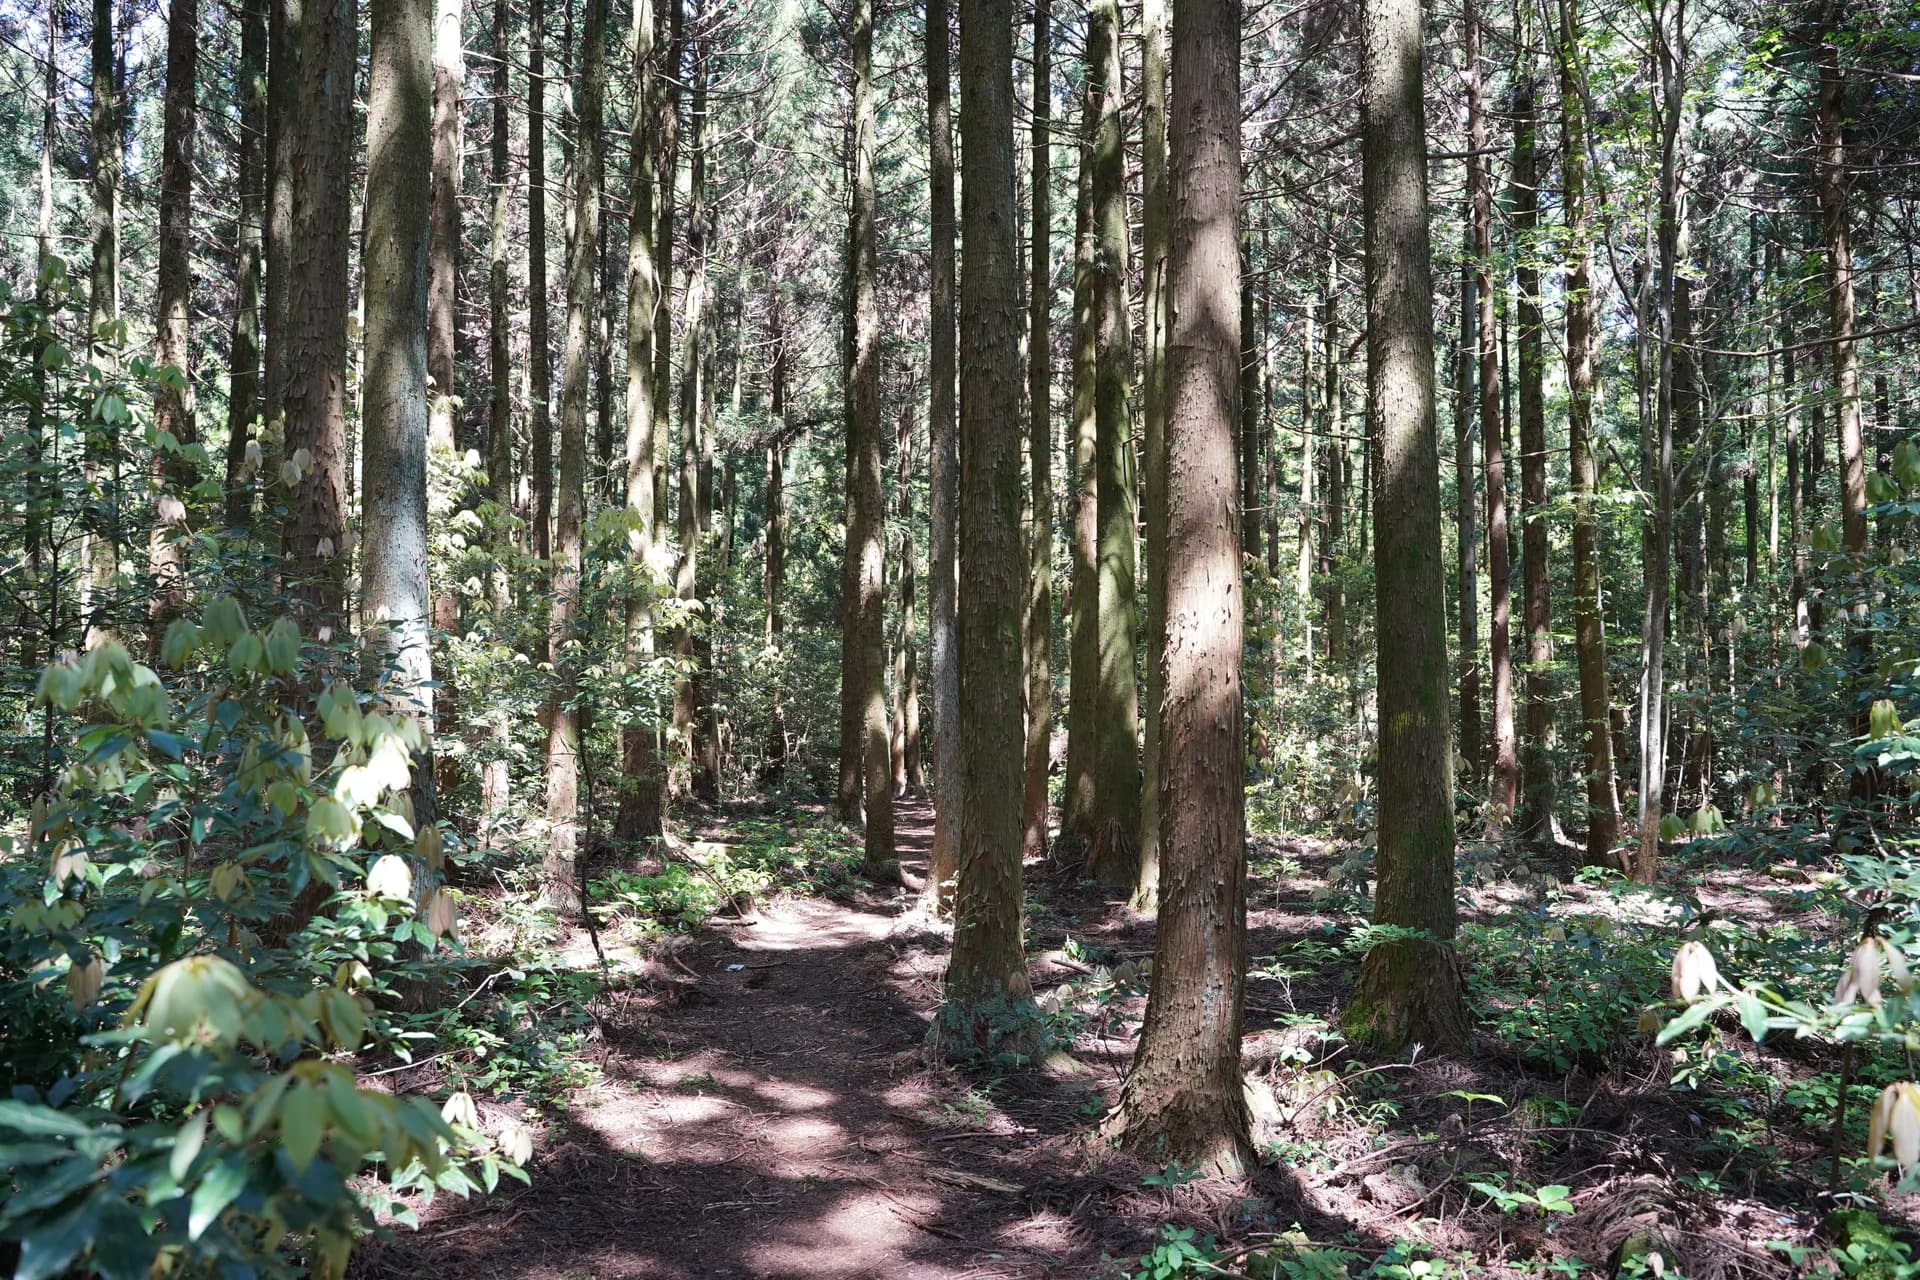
[1345,0,1470,1050]
[1061,108,1099,850]
[936,0,1041,1060]
[1135,0,1168,908]
[363,0,438,820]
[1082,0,1141,890]
[617,0,665,844]
[1512,60,1556,842]
[1105,0,1252,1173]
[542,0,605,907]
[1558,0,1622,865]
[281,0,356,630]
[527,0,553,559]
[224,0,267,532]
[147,0,198,649]
[837,0,895,875]
[926,0,962,906]
[1020,0,1054,872]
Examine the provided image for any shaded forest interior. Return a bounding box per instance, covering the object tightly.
[5,0,1920,1275]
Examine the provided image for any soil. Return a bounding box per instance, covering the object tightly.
[354,803,1873,1279]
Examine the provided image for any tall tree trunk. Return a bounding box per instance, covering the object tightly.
[85,0,121,642]
[1818,29,1867,560]
[1020,0,1054,872]
[1297,309,1315,671]
[1346,0,1469,1050]
[225,0,268,532]
[265,0,295,424]
[892,401,921,796]
[1319,260,1343,666]
[428,0,464,802]
[1635,1,1684,884]
[926,0,963,905]
[761,322,790,784]
[1083,0,1142,889]
[527,0,553,559]
[1105,0,1251,1173]
[363,0,438,820]
[617,0,664,842]
[838,0,896,881]
[429,0,462,451]
[89,0,119,363]
[282,0,356,630]
[651,0,682,527]
[1512,55,1556,841]
[1473,0,1515,830]
[479,0,512,830]
[1453,200,1480,783]
[1134,0,1167,905]
[937,0,1041,1059]
[147,0,198,651]
[1558,0,1622,864]
[672,47,710,801]
[1061,106,1099,848]
[543,0,605,906]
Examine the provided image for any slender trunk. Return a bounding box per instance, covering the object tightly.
[1453,195,1480,782]
[617,0,664,842]
[938,0,1040,1057]
[761,321,790,784]
[543,0,605,906]
[282,0,356,630]
[527,0,553,559]
[1473,0,1516,828]
[1818,30,1867,559]
[1134,0,1167,905]
[1083,0,1142,889]
[1558,0,1622,864]
[1512,57,1555,841]
[225,0,268,531]
[85,0,122,642]
[1061,104,1099,848]
[651,0,682,527]
[1020,0,1054,872]
[428,0,464,803]
[1347,0,1469,1050]
[265,0,294,422]
[147,0,198,650]
[927,0,963,904]
[838,0,895,875]
[672,47,711,801]
[892,400,920,796]
[363,0,438,820]
[1635,1,1684,884]
[1107,0,1251,1174]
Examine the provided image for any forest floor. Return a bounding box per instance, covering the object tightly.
[354,799,1906,1280]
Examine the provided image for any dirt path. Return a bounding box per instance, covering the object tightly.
[362,800,1152,1279]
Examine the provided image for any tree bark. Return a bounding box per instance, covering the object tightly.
[937,0,1040,1058]
[427,0,464,803]
[527,0,553,559]
[1083,0,1143,890]
[1346,0,1469,1050]
[1135,0,1167,906]
[1061,104,1099,850]
[1512,58,1556,842]
[837,0,896,878]
[1472,0,1515,831]
[1021,0,1054,874]
[543,0,605,907]
[281,0,356,631]
[672,47,711,803]
[363,0,438,820]
[1453,200,1480,783]
[927,0,962,905]
[147,0,198,650]
[1558,0,1622,865]
[1105,0,1252,1173]
[224,0,268,533]
[617,0,665,843]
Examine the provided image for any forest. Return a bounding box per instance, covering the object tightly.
[3,0,1920,1272]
